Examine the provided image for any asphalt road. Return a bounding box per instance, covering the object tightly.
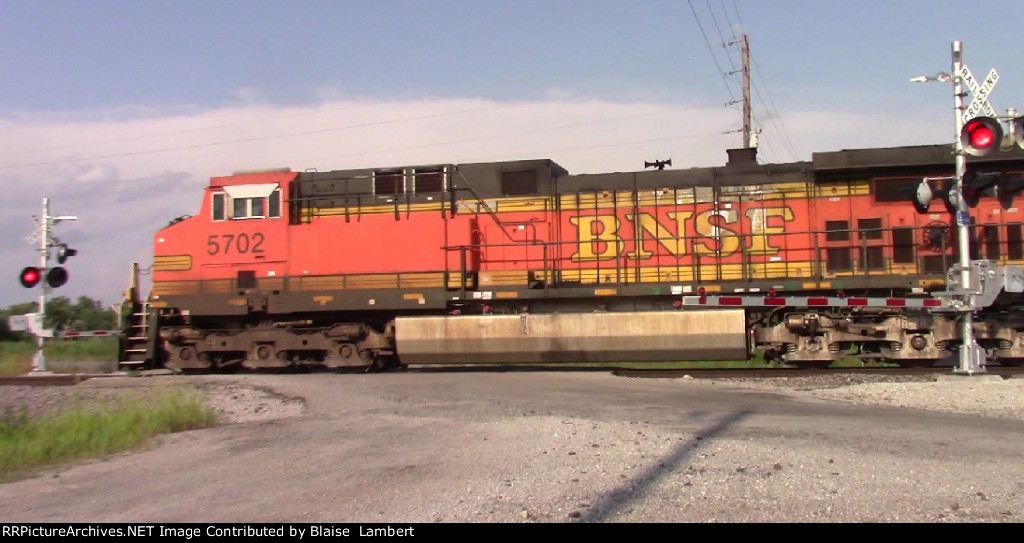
[1,370,1022,523]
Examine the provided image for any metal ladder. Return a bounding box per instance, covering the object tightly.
[118,301,152,369]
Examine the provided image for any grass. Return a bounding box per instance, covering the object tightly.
[0,386,217,482]
[0,338,118,377]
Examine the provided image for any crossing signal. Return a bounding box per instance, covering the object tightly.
[911,180,933,213]
[911,178,959,214]
[18,266,69,288]
[19,267,41,288]
[961,171,1002,207]
[57,243,77,264]
[46,267,68,288]
[960,116,1003,156]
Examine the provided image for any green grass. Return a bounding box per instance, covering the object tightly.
[0,387,217,482]
[0,338,118,377]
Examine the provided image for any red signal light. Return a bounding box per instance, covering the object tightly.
[960,116,1003,157]
[19,267,41,288]
[969,125,994,147]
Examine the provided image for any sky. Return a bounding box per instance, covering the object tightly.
[2,0,1023,311]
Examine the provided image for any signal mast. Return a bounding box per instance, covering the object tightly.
[23,198,78,373]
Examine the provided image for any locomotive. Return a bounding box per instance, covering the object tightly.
[117,143,1024,371]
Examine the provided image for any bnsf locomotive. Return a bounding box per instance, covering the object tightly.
[117,144,1024,371]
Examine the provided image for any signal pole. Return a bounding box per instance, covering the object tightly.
[950,42,985,375]
[29,198,78,373]
[911,41,987,374]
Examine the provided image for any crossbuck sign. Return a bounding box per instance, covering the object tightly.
[958,64,999,122]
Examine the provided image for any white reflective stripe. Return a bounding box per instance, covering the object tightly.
[222,183,279,199]
[681,295,945,308]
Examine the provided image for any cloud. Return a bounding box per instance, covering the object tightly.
[0,95,949,309]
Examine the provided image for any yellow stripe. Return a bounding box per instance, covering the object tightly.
[294,276,345,291]
[479,270,529,287]
[203,280,232,294]
[346,274,398,289]
[548,262,819,284]
[309,202,445,217]
[402,293,423,300]
[258,277,285,291]
[151,281,199,296]
[399,272,445,288]
[152,255,193,271]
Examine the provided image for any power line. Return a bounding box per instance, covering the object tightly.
[705,0,739,70]
[688,0,737,104]
[298,102,726,166]
[0,76,717,171]
[751,57,800,161]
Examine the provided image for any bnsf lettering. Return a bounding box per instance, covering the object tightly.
[570,208,795,262]
[206,233,266,256]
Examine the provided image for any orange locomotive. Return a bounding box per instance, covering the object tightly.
[118,144,1024,371]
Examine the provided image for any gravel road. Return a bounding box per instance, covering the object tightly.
[1,370,1023,523]
[4,371,1019,424]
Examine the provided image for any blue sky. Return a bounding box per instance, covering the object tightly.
[2,0,1023,310]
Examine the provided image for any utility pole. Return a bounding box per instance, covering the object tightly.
[727,33,755,149]
[740,34,752,148]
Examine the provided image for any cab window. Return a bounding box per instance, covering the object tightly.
[219,185,281,220]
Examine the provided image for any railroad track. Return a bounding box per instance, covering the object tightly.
[611,366,1024,379]
[0,374,104,387]
[3,365,1020,387]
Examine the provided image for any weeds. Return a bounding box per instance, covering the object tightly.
[0,387,217,482]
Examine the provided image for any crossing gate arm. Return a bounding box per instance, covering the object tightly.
[57,330,123,338]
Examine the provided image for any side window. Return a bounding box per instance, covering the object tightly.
[268,189,281,218]
[233,197,250,218]
[232,197,266,219]
[222,184,281,220]
[212,193,226,221]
